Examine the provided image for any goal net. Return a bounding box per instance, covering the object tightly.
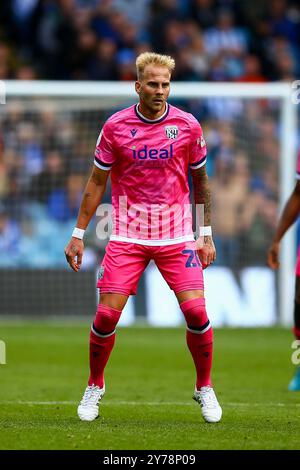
[0,81,297,326]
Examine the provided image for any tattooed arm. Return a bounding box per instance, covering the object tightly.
[64,166,109,272]
[191,165,216,269]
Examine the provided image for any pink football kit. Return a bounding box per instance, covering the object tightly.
[94,103,207,294]
[85,103,215,397]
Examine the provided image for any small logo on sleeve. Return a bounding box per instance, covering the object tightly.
[197,136,206,148]
[98,265,105,280]
[165,126,178,139]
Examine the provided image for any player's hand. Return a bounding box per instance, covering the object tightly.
[196,236,216,269]
[64,237,84,272]
[267,242,280,270]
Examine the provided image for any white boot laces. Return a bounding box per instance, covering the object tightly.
[81,385,102,406]
[199,387,217,408]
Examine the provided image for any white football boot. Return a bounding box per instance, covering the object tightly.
[77,384,105,421]
[193,386,222,423]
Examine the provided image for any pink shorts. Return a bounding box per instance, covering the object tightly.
[97,241,204,296]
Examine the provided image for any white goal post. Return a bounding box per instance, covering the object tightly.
[4,80,298,325]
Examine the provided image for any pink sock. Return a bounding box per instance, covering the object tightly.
[186,328,213,389]
[88,304,122,388]
[180,298,213,390]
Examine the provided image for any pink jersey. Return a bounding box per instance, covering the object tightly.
[94,103,207,245]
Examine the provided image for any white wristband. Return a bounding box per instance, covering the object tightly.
[199,226,212,237]
[72,227,85,240]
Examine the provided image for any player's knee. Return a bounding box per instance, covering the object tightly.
[93,304,122,336]
[180,297,211,334]
[99,293,128,311]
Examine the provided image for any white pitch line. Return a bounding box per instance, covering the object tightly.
[1,401,300,407]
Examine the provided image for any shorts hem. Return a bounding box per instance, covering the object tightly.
[97,285,136,296]
[173,284,204,293]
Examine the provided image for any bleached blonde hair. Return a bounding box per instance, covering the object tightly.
[136,52,175,80]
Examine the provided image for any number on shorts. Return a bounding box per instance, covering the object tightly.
[182,249,201,268]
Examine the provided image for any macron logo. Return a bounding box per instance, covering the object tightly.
[130,129,137,137]
[132,144,174,160]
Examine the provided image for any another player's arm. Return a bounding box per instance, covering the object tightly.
[268,180,300,269]
[191,165,216,268]
[64,166,110,272]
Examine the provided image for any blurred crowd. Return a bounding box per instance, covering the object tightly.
[0,0,299,82]
[0,97,280,269]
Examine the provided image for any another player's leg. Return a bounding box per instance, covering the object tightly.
[78,293,128,421]
[288,275,300,391]
[177,290,222,423]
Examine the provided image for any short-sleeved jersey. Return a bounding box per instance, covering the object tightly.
[94,103,207,245]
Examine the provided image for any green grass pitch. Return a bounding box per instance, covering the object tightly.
[0,323,300,450]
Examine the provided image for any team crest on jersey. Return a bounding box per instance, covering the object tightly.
[98,265,105,280]
[165,126,178,139]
